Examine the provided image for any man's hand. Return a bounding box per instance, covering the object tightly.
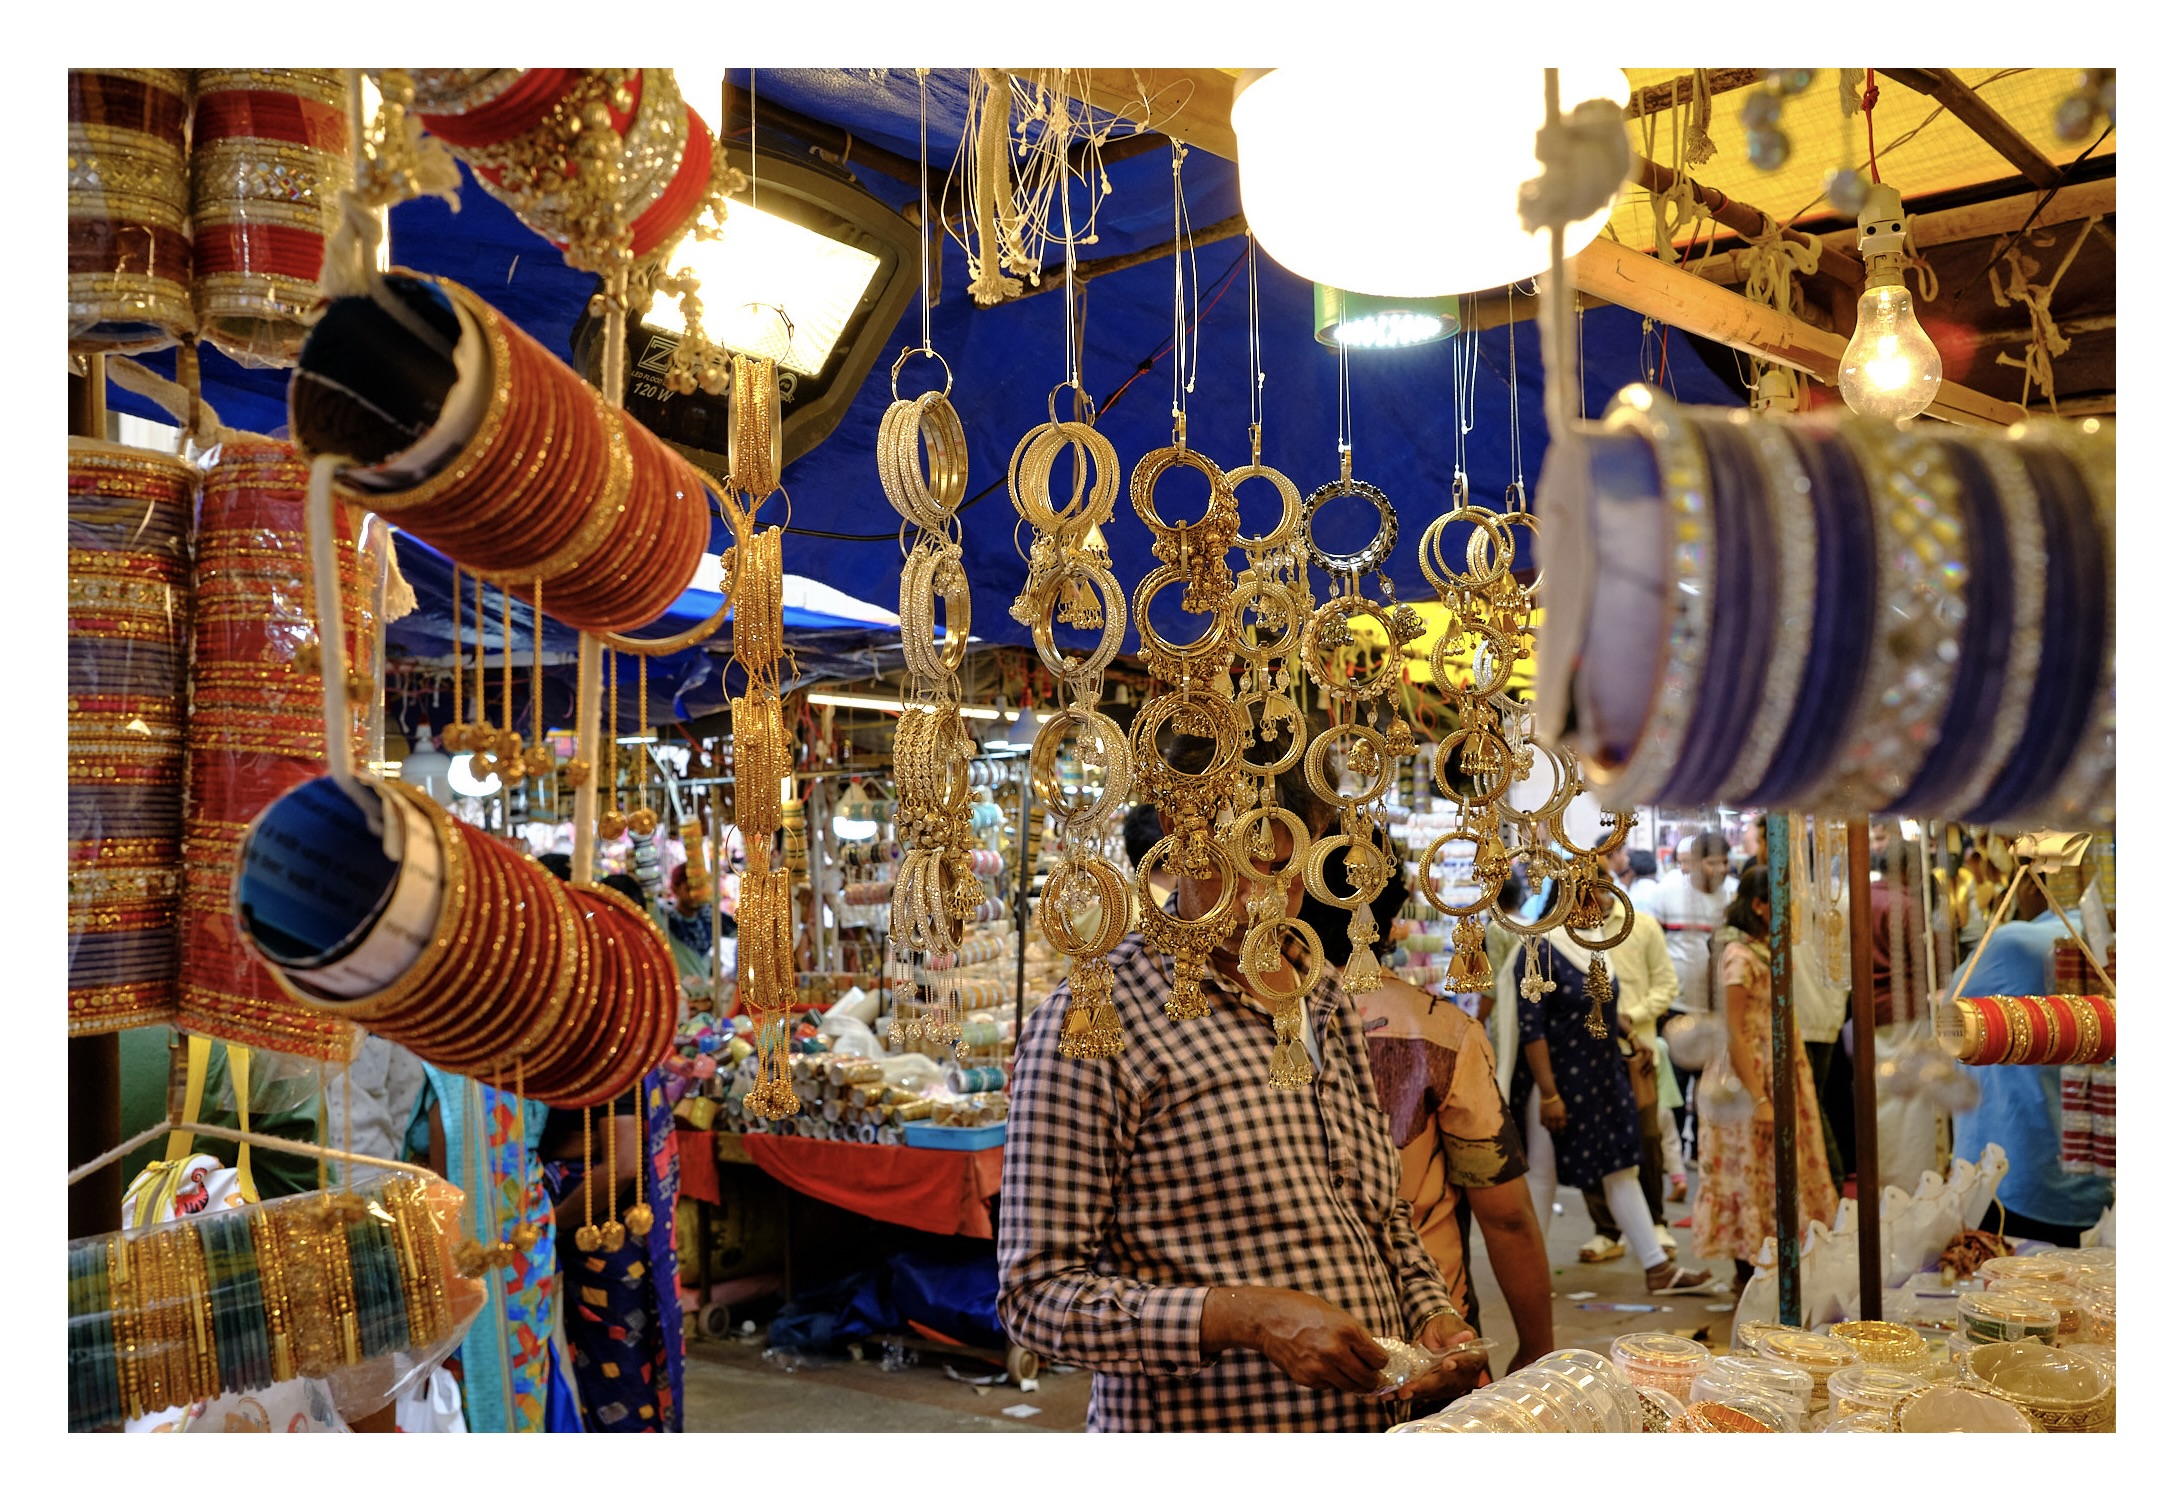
[1395,1310,1488,1404]
[1203,1287,1389,1394]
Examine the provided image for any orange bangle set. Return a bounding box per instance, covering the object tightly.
[308,274,712,635]
[1954,994,2115,1067]
[277,781,678,1106]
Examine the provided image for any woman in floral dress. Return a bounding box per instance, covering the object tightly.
[1694,865,1839,1290]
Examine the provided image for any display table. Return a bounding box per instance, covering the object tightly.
[720,1131,1007,1239]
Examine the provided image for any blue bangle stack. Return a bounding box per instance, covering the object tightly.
[1541,386,2114,823]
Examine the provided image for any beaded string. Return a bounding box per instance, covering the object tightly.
[473,572,488,746]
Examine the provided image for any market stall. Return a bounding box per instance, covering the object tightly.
[65,62,2117,1437]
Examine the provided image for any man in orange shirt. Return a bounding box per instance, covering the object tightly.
[1307,848,1556,1374]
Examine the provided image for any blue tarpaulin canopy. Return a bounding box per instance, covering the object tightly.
[111,68,1742,675]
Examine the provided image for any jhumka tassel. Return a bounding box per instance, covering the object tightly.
[1583,954,1615,1039]
[1269,998,1315,1089]
[1340,904,1381,993]
[1445,915,1492,993]
[742,1013,800,1120]
[1519,939,1554,1001]
[1164,955,1214,1021]
[1059,959,1125,1060]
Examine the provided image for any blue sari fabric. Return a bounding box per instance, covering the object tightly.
[542,1070,685,1432]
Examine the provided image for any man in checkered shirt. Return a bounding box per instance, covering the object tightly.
[998,744,1482,1430]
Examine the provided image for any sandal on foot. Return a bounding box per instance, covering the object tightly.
[1647,1263,1716,1294]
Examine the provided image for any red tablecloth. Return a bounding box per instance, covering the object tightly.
[739,1134,1006,1239]
[676,1128,721,1205]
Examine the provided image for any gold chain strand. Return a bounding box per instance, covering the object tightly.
[450,565,464,745]
[573,1109,600,1252]
[625,1080,655,1235]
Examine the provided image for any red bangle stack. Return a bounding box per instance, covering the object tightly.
[399,68,716,266]
[189,69,350,367]
[258,781,678,1106]
[68,69,194,354]
[68,440,195,1035]
[298,274,712,634]
[179,439,374,1064]
[1953,994,2116,1067]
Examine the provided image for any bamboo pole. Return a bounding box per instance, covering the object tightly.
[1879,69,2065,191]
[1847,819,1882,1319]
[1767,812,1801,1324]
[1629,156,1868,289]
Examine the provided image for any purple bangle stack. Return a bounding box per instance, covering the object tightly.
[1541,386,2113,824]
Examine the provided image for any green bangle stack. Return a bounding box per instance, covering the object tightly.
[67,1240,121,1431]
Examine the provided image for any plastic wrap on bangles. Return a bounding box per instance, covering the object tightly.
[68,440,196,1035]
[181,439,376,1064]
[68,68,194,354]
[67,1168,483,1432]
[231,776,676,1106]
[1537,387,2115,825]
[189,69,351,368]
[286,270,712,634]
[392,68,719,270]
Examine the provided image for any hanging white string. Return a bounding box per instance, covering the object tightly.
[749,69,760,210]
[1506,284,1526,508]
[1245,232,1265,438]
[1336,342,1353,464]
[1061,114,1080,397]
[1452,298,1481,488]
[918,69,933,354]
[1170,142,1189,428]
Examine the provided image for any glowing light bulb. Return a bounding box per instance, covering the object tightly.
[1837,182,1943,421]
[1840,282,1942,420]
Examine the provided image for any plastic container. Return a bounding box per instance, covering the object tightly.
[1693,1355,1814,1429]
[1390,1389,1547,1433]
[1532,1349,1644,1432]
[1673,1394,1798,1432]
[901,1122,1007,1151]
[1958,1288,2062,1346]
[1749,1329,1854,1419]
[1734,1319,1799,1352]
[1964,1339,2114,1433]
[1611,1332,1709,1402]
[1821,1409,1893,1433]
[1891,1385,2035,1433]
[1825,1320,1929,1373]
[1494,1367,1606,1432]
[1973,1254,2075,1287]
[1827,1364,1933,1422]
[1983,1279,2092,1343]
[1635,1387,1687,1433]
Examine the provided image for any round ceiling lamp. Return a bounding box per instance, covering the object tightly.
[1233,65,1631,298]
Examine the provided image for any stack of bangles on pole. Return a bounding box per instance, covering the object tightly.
[720,351,802,1122]
[67,440,195,1036]
[188,68,349,365]
[180,438,375,1064]
[883,344,983,1053]
[288,271,712,635]
[1947,994,2116,1067]
[1546,387,2114,827]
[1006,382,1137,1057]
[67,1172,479,1430]
[234,776,676,1106]
[1297,442,1419,999]
[67,68,194,353]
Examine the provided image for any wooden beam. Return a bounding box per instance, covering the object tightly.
[1681,177,2117,287]
[1016,68,1239,160]
[1632,155,1868,288]
[1570,236,2024,429]
[1626,69,1764,119]
[1879,68,2065,191]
